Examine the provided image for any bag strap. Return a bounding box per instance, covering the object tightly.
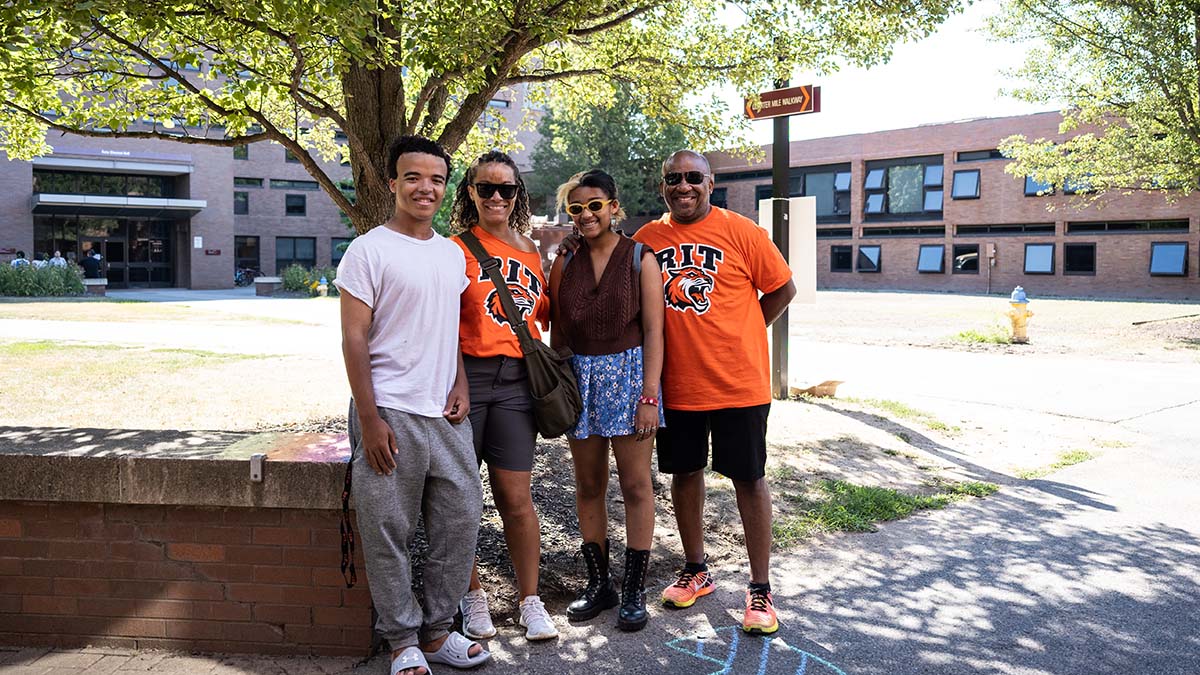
[339,456,357,588]
[632,242,645,276]
[460,230,538,355]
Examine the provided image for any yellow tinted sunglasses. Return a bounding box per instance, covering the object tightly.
[566,199,614,217]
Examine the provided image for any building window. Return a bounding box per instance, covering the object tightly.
[1063,177,1092,195]
[816,228,853,239]
[1063,243,1096,275]
[32,170,174,197]
[917,245,945,273]
[860,225,945,238]
[754,184,775,205]
[957,223,1055,236]
[802,167,852,222]
[952,244,980,274]
[857,245,881,273]
[488,98,511,108]
[234,177,263,188]
[956,149,1005,162]
[951,170,980,199]
[1024,243,1055,274]
[270,179,320,190]
[284,148,300,163]
[332,237,353,266]
[233,191,249,215]
[285,194,306,216]
[276,237,316,270]
[831,245,853,272]
[234,236,260,271]
[1149,242,1188,276]
[233,144,248,160]
[710,187,728,209]
[863,156,944,219]
[1066,219,1189,234]
[1024,176,1053,196]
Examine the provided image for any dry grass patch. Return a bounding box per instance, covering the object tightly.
[0,340,348,430]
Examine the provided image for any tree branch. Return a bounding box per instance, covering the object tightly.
[4,101,270,147]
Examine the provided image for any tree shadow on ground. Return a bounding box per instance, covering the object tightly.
[0,426,248,459]
[805,401,1117,512]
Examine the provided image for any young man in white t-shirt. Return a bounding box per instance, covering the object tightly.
[336,135,488,675]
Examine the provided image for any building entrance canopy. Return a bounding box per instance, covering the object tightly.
[31,193,206,219]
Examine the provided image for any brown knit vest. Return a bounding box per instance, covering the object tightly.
[558,235,643,356]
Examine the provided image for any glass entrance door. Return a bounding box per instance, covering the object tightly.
[79,237,124,287]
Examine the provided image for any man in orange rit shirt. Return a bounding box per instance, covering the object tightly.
[632,149,796,635]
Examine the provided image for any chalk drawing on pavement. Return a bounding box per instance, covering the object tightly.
[665,625,847,675]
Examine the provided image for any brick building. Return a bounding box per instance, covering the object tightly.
[709,112,1200,300]
[0,94,534,290]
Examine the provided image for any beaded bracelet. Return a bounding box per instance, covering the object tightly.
[637,395,659,407]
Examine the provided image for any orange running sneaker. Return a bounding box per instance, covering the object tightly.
[661,567,715,608]
[742,588,779,635]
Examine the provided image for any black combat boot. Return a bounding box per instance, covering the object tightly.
[617,548,650,631]
[566,539,619,621]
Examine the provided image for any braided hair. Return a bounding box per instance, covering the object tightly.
[449,150,532,235]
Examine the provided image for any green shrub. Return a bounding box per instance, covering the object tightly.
[279,264,338,297]
[280,264,311,292]
[0,263,85,296]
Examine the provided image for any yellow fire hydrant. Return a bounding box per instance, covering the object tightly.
[317,275,329,297]
[1007,286,1033,344]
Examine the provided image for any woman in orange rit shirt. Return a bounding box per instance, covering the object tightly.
[449,151,558,642]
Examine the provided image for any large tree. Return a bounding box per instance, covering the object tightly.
[0,0,962,234]
[989,0,1200,197]
[526,85,686,219]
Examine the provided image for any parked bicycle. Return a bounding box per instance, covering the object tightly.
[234,267,259,287]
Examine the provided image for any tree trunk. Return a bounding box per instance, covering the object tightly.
[341,65,406,234]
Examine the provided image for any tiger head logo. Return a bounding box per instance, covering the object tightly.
[664,266,715,314]
[485,285,535,327]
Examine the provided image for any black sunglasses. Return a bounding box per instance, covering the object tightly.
[473,183,518,200]
[663,171,708,186]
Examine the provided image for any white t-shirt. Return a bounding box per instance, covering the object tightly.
[334,225,469,418]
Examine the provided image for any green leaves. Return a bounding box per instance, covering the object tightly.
[990,0,1200,197]
[1,0,966,232]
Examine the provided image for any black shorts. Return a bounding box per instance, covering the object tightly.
[464,355,538,472]
[656,403,770,482]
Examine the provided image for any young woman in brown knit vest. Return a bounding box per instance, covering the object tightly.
[548,169,665,631]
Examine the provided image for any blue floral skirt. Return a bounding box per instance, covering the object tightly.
[569,345,665,440]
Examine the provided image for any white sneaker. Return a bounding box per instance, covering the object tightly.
[518,595,559,641]
[459,588,497,639]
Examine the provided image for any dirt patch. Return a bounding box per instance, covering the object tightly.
[261,397,1018,623]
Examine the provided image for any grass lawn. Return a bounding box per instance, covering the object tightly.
[0,340,348,430]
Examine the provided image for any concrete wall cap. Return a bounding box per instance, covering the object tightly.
[0,427,351,510]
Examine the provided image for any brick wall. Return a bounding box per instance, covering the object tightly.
[0,501,371,656]
[710,112,1200,300]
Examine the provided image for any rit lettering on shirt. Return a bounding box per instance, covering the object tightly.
[653,244,725,315]
[477,257,543,328]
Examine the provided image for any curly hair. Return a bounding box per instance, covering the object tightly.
[555,169,627,224]
[449,150,532,235]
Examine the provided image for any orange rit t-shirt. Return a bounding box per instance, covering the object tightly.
[633,206,792,411]
[453,225,550,359]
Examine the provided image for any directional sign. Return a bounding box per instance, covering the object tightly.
[744,85,821,120]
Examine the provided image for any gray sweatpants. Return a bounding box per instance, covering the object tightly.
[349,401,483,648]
